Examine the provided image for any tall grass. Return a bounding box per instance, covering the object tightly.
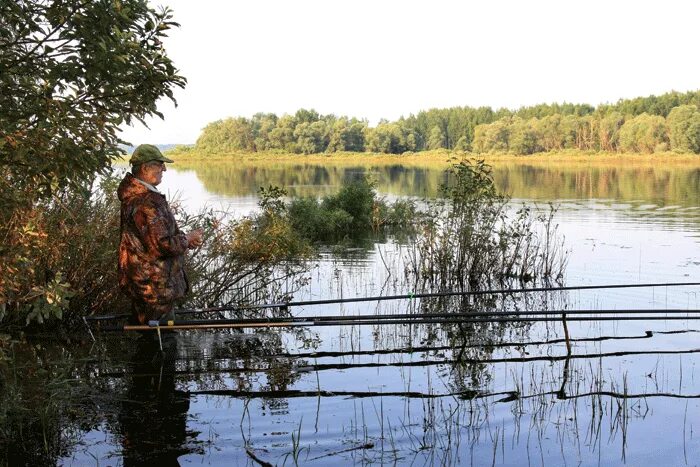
[405,159,567,292]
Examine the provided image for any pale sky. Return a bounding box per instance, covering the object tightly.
[120,0,700,145]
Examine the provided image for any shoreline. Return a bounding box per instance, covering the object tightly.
[157,149,700,168]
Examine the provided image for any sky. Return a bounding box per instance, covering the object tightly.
[120,0,700,145]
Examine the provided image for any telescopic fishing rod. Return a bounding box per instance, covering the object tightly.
[117,309,700,332]
[85,280,700,322]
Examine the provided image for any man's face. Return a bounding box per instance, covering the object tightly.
[142,161,167,186]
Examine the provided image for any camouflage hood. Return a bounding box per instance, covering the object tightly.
[117,172,154,202]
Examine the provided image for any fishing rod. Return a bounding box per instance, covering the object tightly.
[119,309,700,332]
[85,280,700,322]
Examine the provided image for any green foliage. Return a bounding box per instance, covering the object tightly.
[1,0,186,208]
[0,175,126,325]
[667,105,700,153]
[196,117,256,153]
[23,274,74,325]
[619,113,668,153]
[287,178,378,242]
[472,117,511,153]
[191,89,700,156]
[600,89,700,118]
[288,198,353,241]
[284,176,421,242]
[535,115,565,151]
[597,112,625,151]
[509,117,542,155]
[294,120,330,154]
[365,121,418,154]
[1,0,186,321]
[322,178,377,229]
[383,199,420,229]
[258,185,288,215]
[409,159,566,290]
[427,126,446,150]
[327,117,367,152]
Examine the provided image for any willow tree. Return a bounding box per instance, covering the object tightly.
[667,105,700,153]
[0,0,186,320]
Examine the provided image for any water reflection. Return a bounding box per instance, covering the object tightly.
[117,335,191,466]
[173,160,700,207]
[6,159,700,464]
[2,307,700,465]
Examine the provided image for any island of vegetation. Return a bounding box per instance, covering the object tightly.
[175,90,700,158]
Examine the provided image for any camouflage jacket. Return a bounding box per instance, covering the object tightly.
[117,173,189,306]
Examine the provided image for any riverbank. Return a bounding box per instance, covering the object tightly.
[160,149,700,168]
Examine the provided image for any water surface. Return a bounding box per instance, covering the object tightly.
[23,160,700,465]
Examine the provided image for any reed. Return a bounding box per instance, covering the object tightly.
[404,159,568,292]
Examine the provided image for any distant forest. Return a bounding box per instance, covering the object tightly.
[192,90,700,155]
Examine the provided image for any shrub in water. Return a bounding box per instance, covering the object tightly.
[286,177,381,242]
[406,159,567,291]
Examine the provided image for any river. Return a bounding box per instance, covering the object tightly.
[12,158,700,465]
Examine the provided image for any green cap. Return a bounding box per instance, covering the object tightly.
[129,144,174,165]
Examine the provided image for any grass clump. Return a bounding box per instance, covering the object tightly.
[407,159,567,291]
[286,177,419,243]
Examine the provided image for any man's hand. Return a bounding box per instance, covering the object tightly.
[187,229,204,249]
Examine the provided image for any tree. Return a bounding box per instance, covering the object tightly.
[1,1,185,203]
[327,117,367,152]
[619,113,668,153]
[598,112,625,152]
[427,125,445,150]
[472,118,511,153]
[536,115,565,151]
[294,108,320,125]
[667,105,700,153]
[365,122,417,154]
[345,119,367,152]
[196,117,255,152]
[251,112,278,151]
[293,120,329,154]
[561,115,597,150]
[268,114,297,151]
[454,135,470,151]
[1,1,186,318]
[509,117,541,155]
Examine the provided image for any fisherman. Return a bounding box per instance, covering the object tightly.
[117,144,203,325]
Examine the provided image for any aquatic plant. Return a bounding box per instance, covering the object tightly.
[180,187,313,311]
[0,341,85,466]
[286,177,422,243]
[405,159,567,292]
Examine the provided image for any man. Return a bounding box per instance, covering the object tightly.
[117,144,203,325]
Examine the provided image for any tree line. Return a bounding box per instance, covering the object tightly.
[194,90,700,155]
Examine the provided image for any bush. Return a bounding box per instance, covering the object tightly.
[288,198,353,242]
[383,199,420,229]
[0,176,125,326]
[0,175,314,327]
[285,177,378,242]
[1,1,186,325]
[406,159,567,291]
[322,177,377,230]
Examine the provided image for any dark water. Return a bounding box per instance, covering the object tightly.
[6,161,700,466]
